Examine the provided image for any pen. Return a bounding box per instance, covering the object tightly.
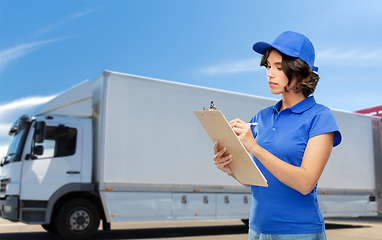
[249,122,258,126]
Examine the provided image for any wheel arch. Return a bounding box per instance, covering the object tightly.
[44,183,105,225]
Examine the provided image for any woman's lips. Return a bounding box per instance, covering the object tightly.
[268,81,278,87]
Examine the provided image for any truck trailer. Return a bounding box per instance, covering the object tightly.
[0,70,381,239]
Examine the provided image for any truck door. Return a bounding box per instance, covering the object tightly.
[20,123,82,201]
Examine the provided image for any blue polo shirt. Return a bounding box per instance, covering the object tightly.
[249,96,341,234]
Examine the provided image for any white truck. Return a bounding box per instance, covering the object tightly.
[0,70,381,239]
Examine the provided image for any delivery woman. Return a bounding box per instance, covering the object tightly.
[213,31,341,240]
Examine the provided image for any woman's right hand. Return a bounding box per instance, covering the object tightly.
[213,141,233,175]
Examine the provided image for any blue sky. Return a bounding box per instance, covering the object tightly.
[1,0,382,156]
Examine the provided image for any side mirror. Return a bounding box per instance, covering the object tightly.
[0,156,5,167]
[35,121,46,144]
[34,145,44,156]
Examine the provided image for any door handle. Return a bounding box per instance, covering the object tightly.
[66,171,80,174]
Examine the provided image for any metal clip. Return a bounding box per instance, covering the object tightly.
[203,101,217,111]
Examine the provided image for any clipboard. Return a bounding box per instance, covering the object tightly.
[194,104,268,187]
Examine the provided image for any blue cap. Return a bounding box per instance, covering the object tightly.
[252,31,318,72]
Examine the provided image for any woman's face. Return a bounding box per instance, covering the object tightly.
[265,49,290,95]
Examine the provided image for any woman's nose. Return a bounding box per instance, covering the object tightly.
[267,68,274,78]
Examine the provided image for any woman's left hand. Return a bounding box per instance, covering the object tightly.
[229,118,257,151]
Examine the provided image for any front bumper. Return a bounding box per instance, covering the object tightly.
[0,195,19,221]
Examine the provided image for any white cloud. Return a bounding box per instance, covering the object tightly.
[316,46,382,68]
[0,95,55,158]
[0,95,55,137]
[0,123,11,134]
[200,45,382,76]
[0,95,55,117]
[199,57,262,75]
[30,9,100,38]
[0,38,65,72]
[0,8,100,73]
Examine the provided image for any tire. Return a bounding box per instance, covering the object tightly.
[55,198,100,240]
[41,223,58,233]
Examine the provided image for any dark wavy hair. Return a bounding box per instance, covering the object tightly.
[260,47,319,98]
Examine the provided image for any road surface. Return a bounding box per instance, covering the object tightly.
[1,217,382,239]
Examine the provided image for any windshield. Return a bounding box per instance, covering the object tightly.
[2,119,31,166]
[7,125,30,158]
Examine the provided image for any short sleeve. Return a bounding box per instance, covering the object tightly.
[309,107,342,147]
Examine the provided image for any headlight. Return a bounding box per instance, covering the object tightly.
[0,178,11,193]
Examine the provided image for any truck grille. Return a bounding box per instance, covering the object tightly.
[0,178,10,193]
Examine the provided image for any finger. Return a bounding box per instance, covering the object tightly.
[229,118,245,125]
[230,120,246,130]
[215,155,232,168]
[213,141,219,154]
[229,119,239,127]
[213,147,226,161]
[230,123,241,131]
[218,155,232,164]
[215,156,233,174]
[228,119,235,125]
[232,126,244,136]
[229,118,241,124]
[214,152,230,166]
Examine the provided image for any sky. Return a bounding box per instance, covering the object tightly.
[1,0,382,157]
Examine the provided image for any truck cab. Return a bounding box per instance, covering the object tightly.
[0,80,101,239]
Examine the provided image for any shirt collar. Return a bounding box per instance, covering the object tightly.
[272,96,316,114]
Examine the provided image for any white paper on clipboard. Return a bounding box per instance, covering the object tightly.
[194,109,267,187]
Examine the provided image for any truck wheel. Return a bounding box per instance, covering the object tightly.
[55,198,100,240]
[41,223,58,233]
